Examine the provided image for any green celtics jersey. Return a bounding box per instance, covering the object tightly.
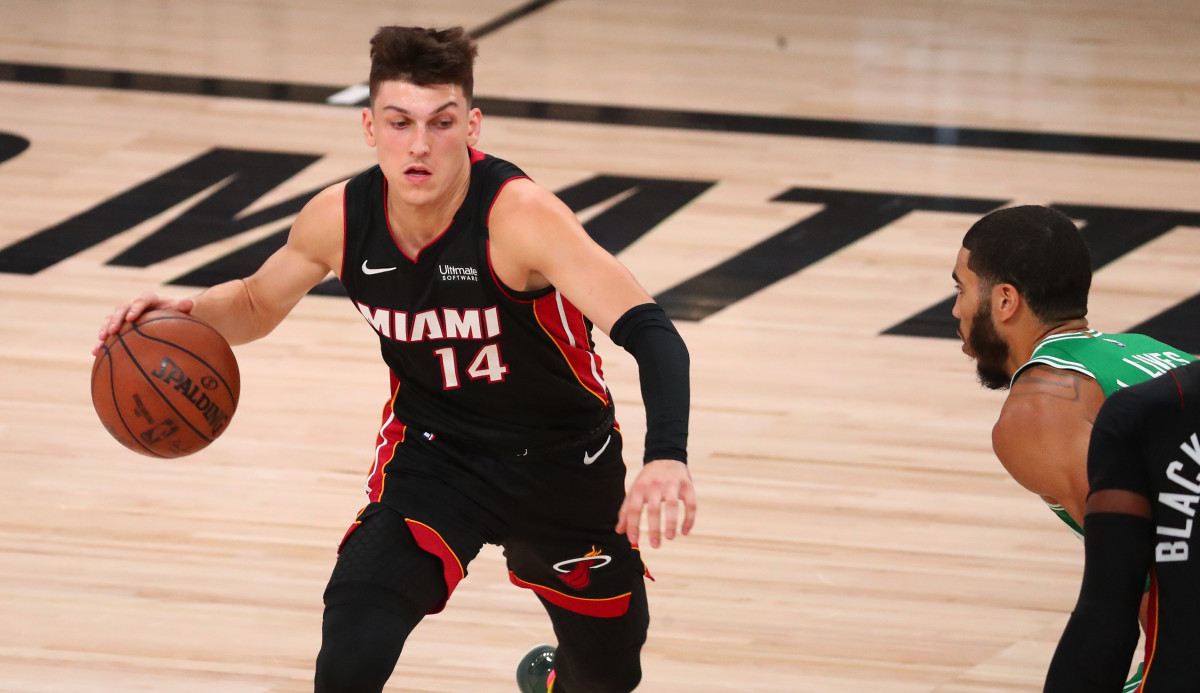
[1011,329,1195,396]
[1010,329,1196,538]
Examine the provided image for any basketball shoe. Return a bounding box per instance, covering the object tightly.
[515,644,556,693]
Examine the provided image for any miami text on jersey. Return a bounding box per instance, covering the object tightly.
[355,302,501,342]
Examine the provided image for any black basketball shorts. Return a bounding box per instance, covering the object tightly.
[338,422,651,617]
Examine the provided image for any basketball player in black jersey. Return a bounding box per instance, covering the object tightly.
[1044,360,1200,692]
[94,26,696,693]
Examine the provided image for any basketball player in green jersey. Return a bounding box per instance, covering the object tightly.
[951,205,1195,691]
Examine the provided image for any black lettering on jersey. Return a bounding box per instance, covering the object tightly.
[886,204,1200,352]
[654,189,1004,321]
[0,147,323,274]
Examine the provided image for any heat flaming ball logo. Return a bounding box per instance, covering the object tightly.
[553,546,612,590]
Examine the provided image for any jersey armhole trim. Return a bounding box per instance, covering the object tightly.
[484,175,551,302]
[485,238,555,303]
[485,174,531,230]
[1045,501,1085,540]
[1167,368,1186,408]
[339,181,349,280]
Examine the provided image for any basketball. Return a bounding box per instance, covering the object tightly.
[91,309,240,458]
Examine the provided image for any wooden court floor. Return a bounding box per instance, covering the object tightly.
[1,0,1199,690]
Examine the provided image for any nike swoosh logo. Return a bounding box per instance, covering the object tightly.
[583,434,611,465]
[362,260,397,275]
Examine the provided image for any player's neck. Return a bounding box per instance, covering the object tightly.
[385,164,472,254]
[1010,318,1091,370]
[1036,319,1091,343]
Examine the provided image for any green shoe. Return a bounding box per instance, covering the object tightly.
[515,644,556,693]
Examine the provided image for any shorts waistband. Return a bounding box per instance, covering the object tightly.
[418,406,615,459]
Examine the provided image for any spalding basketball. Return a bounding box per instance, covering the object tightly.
[91,309,240,458]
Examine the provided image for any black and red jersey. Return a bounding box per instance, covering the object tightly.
[1088,360,1200,692]
[339,149,612,451]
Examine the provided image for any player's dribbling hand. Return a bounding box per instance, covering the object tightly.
[93,291,195,355]
[616,459,697,549]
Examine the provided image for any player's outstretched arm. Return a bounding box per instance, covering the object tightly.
[489,178,697,547]
[992,365,1102,526]
[94,182,345,351]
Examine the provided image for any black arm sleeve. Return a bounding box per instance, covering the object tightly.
[1043,512,1153,693]
[609,303,689,464]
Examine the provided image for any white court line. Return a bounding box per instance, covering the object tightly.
[326,83,370,105]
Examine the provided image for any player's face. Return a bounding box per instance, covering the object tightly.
[362,80,481,207]
[952,248,1011,390]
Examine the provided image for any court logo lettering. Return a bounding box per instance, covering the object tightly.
[0,145,1197,351]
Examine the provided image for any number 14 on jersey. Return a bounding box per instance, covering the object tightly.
[433,344,509,389]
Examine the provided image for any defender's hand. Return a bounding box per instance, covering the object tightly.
[94,291,194,355]
[616,459,697,548]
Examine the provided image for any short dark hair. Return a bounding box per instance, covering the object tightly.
[962,205,1091,323]
[368,26,478,106]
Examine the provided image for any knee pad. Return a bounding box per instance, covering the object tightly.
[314,600,414,693]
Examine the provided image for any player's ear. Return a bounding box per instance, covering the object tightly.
[466,107,482,147]
[992,283,1021,321]
[362,106,377,147]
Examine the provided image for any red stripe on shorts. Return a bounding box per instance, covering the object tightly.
[509,571,630,618]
